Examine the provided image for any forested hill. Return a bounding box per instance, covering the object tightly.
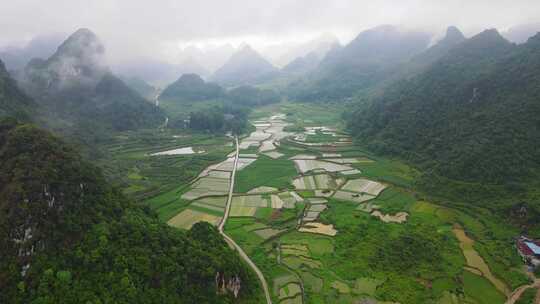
[160,73,225,103]
[18,28,165,132]
[0,59,34,120]
[0,119,259,303]
[347,29,540,184]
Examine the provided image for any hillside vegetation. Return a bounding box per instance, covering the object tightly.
[0,119,260,303]
[348,30,540,185]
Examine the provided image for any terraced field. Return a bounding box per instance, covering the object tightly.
[225,107,521,304]
[141,104,527,304]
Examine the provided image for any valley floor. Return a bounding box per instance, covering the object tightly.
[107,102,537,304]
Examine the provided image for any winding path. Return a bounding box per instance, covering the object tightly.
[505,276,540,304]
[218,136,272,304]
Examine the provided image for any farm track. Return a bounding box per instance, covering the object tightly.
[218,136,273,304]
[505,278,540,304]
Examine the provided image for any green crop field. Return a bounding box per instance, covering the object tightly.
[463,271,506,304]
[96,128,233,201]
[234,155,298,192]
[103,104,532,304]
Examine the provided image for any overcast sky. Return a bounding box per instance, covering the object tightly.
[1,0,539,63]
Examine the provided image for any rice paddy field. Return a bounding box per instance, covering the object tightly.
[108,102,533,304]
[95,128,233,202]
[224,105,529,304]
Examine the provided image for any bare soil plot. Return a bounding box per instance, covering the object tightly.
[237,158,257,170]
[238,141,260,149]
[341,178,387,196]
[247,131,272,141]
[331,281,351,293]
[289,154,318,160]
[293,159,353,174]
[271,195,285,208]
[206,170,231,179]
[322,153,341,157]
[247,186,279,194]
[289,192,304,203]
[167,209,221,229]
[293,174,337,190]
[308,198,328,205]
[232,195,269,207]
[303,211,321,222]
[299,222,337,236]
[277,192,299,208]
[259,140,276,152]
[332,190,375,203]
[371,210,408,223]
[191,201,225,213]
[340,169,362,175]
[263,151,284,159]
[229,206,257,217]
[181,177,230,200]
[309,204,327,212]
[214,157,236,171]
[193,196,227,208]
[281,244,309,256]
[314,190,334,197]
[453,226,510,295]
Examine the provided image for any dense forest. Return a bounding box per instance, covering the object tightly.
[347,30,540,185]
[0,119,260,303]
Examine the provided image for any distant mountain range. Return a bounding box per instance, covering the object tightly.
[0,33,65,71]
[211,45,279,87]
[262,33,340,67]
[287,25,432,101]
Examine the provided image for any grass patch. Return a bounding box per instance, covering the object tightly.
[462,270,506,304]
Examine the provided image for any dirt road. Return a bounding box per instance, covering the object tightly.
[218,136,272,304]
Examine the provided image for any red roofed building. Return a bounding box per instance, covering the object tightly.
[516,236,540,267]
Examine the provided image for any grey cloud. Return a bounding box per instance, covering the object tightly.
[1,0,539,64]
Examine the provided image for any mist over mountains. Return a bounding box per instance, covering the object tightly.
[2,2,540,301]
[0,33,65,71]
[12,28,164,133]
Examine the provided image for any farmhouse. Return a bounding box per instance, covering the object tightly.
[516,236,540,267]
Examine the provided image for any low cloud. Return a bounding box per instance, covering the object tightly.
[1,0,539,63]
